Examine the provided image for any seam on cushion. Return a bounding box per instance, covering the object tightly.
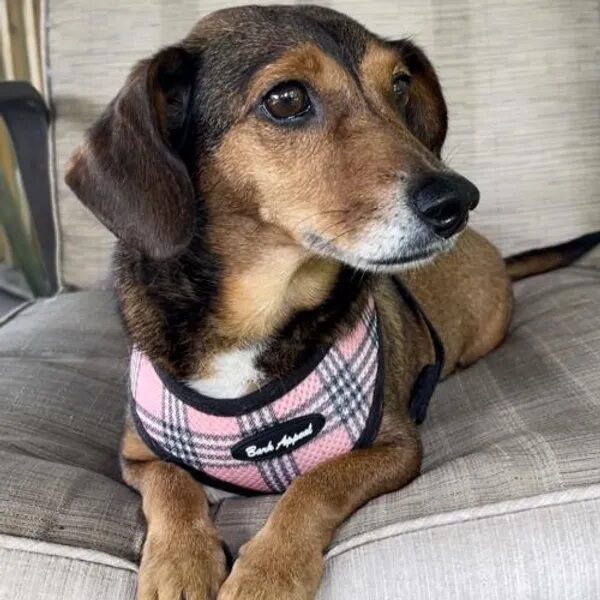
[42,0,65,292]
[0,300,34,328]
[0,534,137,572]
[39,0,49,99]
[0,449,128,489]
[325,483,600,561]
[0,290,79,331]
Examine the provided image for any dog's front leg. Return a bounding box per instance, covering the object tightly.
[218,429,422,600]
[121,425,228,600]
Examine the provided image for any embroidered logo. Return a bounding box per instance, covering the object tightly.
[231,415,326,462]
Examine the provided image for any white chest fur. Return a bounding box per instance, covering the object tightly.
[185,346,263,502]
[186,346,263,399]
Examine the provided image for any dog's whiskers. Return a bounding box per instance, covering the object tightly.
[443,143,463,168]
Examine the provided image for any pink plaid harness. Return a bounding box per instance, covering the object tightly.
[130,284,444,495]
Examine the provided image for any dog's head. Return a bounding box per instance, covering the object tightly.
[66,5,479,272]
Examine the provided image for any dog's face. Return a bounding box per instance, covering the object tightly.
[67,5,479,272]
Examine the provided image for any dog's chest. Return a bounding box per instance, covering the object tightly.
[129,296,384,496]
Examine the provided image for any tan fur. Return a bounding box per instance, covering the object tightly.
[243,42,351,111]
[402,228,513,370]
[219,441,421,600]
[204,41,441,263]
[212,226,341,343]
[359,42,410,119]
[122,422,228,599]
[505,251,574,281]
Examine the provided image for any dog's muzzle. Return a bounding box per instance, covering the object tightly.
[410,172,480,239]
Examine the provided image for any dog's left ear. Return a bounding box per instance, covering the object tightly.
[392,40,448,158]
[65,46,197,259]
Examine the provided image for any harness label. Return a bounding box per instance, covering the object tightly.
[231,414,326,462]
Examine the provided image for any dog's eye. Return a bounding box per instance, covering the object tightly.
[392,73,412,97]
[263,82,311,121]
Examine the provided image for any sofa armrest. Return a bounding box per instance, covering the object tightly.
[0,81,57,295]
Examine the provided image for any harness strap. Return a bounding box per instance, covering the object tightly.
[392,278,446,425]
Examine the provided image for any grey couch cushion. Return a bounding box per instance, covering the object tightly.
[1,255,599,592]
[0,535,137,600]
[0,292,144,561]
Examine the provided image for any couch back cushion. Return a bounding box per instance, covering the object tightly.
[48,0,600,289]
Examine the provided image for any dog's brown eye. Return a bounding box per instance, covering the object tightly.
[392,73,412,97]
[263,82,311,121]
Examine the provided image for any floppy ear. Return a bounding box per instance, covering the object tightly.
[65,47,197,259]
[393,40,448,158]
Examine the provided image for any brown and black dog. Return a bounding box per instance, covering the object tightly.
[66,5,600,600]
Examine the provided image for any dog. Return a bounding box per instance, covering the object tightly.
[65,5,600,599]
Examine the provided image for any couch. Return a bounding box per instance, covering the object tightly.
[1,1,599,598]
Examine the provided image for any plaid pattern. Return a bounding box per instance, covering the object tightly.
[130,297,381,494]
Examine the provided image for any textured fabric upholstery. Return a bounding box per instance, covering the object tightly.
[0,292,144,561]
[1,251,599,598]
[0,536,137,600]
[47,0,600,288]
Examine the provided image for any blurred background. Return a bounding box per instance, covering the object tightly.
[0,0,47,313]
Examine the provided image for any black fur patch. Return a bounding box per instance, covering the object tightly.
[257,268,372,379]
[115,221,221,377]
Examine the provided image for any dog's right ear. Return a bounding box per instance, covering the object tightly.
[66,47,197,259]
[392,40,448,158]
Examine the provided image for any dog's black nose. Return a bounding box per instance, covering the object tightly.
[410,173,480,239]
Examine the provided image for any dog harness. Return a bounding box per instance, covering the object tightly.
[130,281,444,495]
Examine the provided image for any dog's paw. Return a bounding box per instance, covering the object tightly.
[217,532,323,600]
[137,525,228,600]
